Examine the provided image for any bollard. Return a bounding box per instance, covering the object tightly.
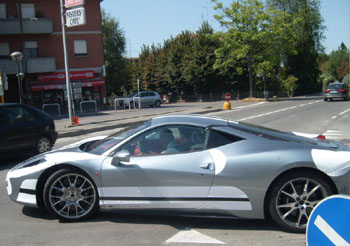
[223,101,231,110]
[72,116,80,125]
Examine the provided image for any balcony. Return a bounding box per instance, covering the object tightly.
[0,57,56,75]
[26,57,56,73]
[0,18,53,35]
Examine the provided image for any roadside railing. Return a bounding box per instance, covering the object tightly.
[80,100,97,114]
[42,103,61,116]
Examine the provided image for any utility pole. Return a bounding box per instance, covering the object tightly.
[60,0,73,126]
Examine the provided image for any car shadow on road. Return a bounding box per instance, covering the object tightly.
[22,207,56,221]
[97,212,282,232]
[21,207,285,232]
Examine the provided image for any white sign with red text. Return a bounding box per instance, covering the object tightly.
[65,0,85,8]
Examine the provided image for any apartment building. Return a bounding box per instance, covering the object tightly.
[0,0,106,111]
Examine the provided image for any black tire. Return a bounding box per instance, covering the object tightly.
[35,135,52,154]
[268,171,333,233]
[43,168,99,221]
[154,100,161,107]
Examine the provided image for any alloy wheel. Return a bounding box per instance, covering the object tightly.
[275,177,328,229]
[48,173,97,219]
[37,137,51,153]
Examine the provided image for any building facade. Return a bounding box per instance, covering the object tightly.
[0,0,106,112]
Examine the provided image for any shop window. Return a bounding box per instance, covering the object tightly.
[0,43,10,58]
[21,3,35,19]
[74,40,87,57]
[0,4,6,19]
[24,41,38,58]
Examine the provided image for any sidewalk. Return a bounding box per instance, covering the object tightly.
[55,101,225,139]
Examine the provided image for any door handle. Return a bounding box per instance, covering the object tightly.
[200,163,213,170]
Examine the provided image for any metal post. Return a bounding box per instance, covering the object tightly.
[137,78,141,110]
[60,0,73,126]
[16,63,22,104]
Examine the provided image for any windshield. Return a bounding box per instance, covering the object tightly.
[85,121,151,155]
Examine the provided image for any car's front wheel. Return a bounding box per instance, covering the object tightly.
[154,100,161,107]
[43,168,99,221]
[268,171,333,233]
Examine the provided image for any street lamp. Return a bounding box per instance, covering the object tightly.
[10,51,24,104]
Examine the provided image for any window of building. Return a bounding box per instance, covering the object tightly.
[0,43,10,57]
[74,40,87,57]
[24,41,38,58]
[0,4,6,19]
[21,3,35,19]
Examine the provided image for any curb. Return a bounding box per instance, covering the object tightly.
[57,108,222,139]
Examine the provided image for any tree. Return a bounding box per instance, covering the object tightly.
[212,0,296,97]
[101,10,130,96]
[267,0,325,95]
[326,43,349,81]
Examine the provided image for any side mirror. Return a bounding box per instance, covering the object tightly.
[114,150,131,163]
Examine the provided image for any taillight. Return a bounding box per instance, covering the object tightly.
[340,89,346,92]
[317,135,326,140]
[324,89,330,93]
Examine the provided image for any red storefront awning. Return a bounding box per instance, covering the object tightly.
[32,80,105,91]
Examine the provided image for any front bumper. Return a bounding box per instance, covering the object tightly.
[5,162,50,208]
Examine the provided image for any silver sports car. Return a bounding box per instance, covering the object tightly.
[6,115,350,232]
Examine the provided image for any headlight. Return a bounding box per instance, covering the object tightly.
[12,158,46,170]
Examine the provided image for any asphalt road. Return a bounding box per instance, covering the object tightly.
[1,97,349,246]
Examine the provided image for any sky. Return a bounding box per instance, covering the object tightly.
[100,0,349,58]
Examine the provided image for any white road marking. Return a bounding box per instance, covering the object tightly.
[239,106,297,121]
[339,108,350,116]
[314,215,349,246]
[323,130,343,140]
[166,229,225,244]
[209,102,266,115]
[331,108,350,120]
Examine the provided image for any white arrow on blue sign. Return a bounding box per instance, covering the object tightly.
[307,195,350,246]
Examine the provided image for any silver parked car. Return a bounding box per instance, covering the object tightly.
[123,91,162,108]
[6,115,350,232]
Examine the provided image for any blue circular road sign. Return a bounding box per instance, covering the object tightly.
[307,195,350,246]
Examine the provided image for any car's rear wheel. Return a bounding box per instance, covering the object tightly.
[268,171,333,233]
[35,136,52,154]
[43,168,99,221]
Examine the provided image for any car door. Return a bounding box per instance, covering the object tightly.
[139,92,149,107]
[3,105,37,151]
[100,125,215,209]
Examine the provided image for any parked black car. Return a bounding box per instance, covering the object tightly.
[324,82,350,101]
[0,103,57,155]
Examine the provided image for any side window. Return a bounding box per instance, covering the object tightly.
[119,125,207,156]
[8,107,25,123]
[206,130,242,149]
[7,106,35,123]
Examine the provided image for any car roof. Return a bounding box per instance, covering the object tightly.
[151,114,229,128]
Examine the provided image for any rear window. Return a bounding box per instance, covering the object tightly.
[327,83,346,89]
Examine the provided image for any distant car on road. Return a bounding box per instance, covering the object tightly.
[0,103,57,155]
[6,114,350,233]
[324,82,349,101]
[123,91,162,108]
